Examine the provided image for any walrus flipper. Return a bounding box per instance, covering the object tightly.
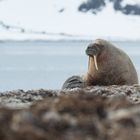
[62,76,84,89]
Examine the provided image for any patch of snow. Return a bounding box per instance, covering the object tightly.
[0,0,140,40]
[121,0,140,6]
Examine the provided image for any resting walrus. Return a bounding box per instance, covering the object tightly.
[62,39,138,89]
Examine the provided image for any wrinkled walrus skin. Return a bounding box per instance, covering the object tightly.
[62,39,138,89]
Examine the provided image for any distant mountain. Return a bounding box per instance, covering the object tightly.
[79,0,140,15]
[0,0,140,41]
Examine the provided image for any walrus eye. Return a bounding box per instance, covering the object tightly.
[94,55,98,71]
[93,43,104,52]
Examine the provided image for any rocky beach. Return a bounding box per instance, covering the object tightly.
[0,85,140,140]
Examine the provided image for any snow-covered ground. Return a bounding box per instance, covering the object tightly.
[0,0,140,41]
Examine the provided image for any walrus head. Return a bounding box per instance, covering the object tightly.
[86,41,105,71]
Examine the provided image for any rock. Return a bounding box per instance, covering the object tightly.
[0,85,140,139]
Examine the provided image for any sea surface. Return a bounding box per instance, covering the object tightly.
[0,40,140,91]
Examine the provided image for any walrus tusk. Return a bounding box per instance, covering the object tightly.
[88,56,90,71]
[94,55,98,71]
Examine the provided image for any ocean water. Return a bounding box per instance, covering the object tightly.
[0,40,139,91]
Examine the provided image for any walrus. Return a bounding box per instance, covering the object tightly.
[62,39,138,89]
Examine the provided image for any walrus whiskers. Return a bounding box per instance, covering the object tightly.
[94,55,98,71]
